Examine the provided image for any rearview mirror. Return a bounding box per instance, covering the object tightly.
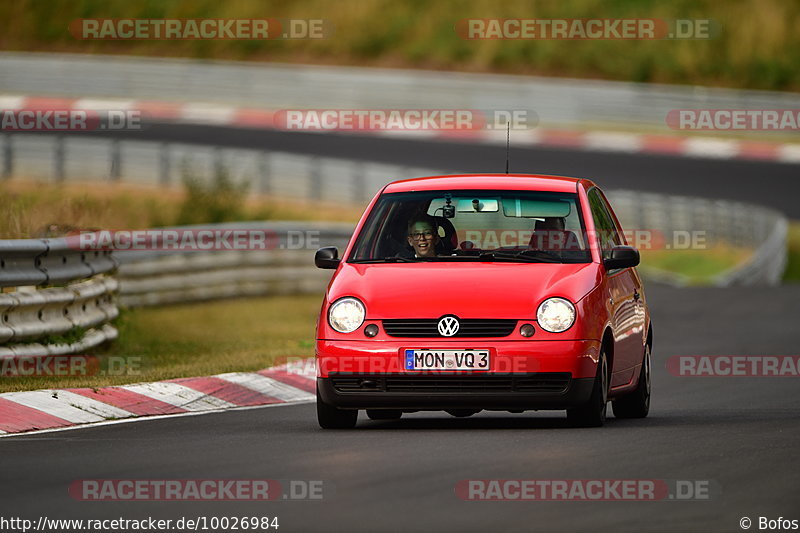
[315,247,340,269]
[456,198,499,212]
[604,245,640,270]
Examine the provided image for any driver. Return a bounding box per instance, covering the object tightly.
[401,215,440,258]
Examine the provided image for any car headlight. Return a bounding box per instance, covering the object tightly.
[536,297,576,333]
[328,297,366,333]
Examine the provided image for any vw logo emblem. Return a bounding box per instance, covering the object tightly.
[437,316,460,337]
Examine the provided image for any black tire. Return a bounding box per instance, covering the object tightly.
[612,343,651,419]
[317,385,357,429]
[366,409,403,420]
[567,350,608,428]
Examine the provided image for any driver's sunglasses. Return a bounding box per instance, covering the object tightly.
[409,231,434,240]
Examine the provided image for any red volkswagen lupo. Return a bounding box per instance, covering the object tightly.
[314,174,651,428]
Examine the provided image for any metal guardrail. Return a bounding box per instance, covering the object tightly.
[0,238,116,288]
[715,217,788,287]
[606,190,788,286]
[0,134,437,205]
[115,222,352,307]
[2,52,800,131]
[0,238,118,357]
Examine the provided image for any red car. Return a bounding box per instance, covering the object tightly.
[314,174,651,428]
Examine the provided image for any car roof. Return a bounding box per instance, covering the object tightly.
[382,174,595,194]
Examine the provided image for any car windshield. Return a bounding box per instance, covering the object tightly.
[348,189,592,263]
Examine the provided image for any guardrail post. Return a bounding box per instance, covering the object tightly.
[2,133,11,179]
[159,142,171,185]
[259,151,271,194]
[353,161,366,204]
[54,135,65,182]
[213,146,224,178]
[309,156,322,201]
[110,139,121,181]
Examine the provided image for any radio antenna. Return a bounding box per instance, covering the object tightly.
[505,122,510,174]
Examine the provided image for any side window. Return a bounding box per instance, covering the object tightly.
[596,189,627,246]
[349,198,393,259]
[588,189,622,260]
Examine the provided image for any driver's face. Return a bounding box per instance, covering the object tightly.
[407,221,439,257]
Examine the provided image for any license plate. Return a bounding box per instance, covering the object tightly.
[405,349,490,371]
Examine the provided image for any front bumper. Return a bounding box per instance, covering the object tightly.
[316,339,600,410]
[318,374,595,410]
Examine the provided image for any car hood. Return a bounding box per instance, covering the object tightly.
[328,262,602,319]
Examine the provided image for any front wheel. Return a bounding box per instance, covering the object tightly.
[317,385,357,429]
[612,343,651,419]
[567,350,608,427]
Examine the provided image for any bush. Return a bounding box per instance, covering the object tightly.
[175,164,250,225]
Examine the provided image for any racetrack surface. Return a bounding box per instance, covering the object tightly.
[84,124,800,217]
[2,285,798,532]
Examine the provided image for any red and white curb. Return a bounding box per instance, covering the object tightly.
[2,95,800,164]
[0,361,316,436]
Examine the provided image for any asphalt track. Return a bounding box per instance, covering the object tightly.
[82,124,800,217]
[2,128,798,531]
[1,284,799,532]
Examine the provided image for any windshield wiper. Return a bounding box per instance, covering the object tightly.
[477,249,561,263]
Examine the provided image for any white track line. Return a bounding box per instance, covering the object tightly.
[683,138,740,159]
[0,96,26,110]
[216,372,314,402]
[181,103,236,124]
[121,382,237,411]
[585,131,644,152]
[778,144,800,163]
[73,98,135,111]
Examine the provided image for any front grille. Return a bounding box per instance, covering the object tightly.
[330,373,571,394]
[382,319,517,337]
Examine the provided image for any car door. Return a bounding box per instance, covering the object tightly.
[587,188,642,388]
[599,189,647,374]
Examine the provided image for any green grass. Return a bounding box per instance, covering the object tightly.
[639,245,753,285]
[0,0,798,91]
[0,294,320,393]
[783,221,800,282]
[0,180,361,239]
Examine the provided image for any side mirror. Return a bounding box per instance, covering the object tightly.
[315,246,340,269]
[604,245,640,270]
